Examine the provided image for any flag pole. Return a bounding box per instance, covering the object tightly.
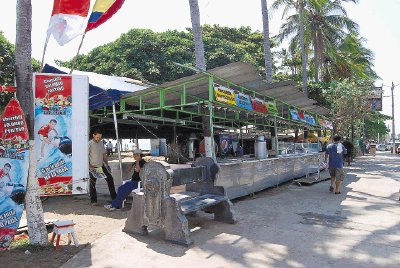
[40,33,51,71]
[69,32,87,74]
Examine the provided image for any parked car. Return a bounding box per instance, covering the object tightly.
[377,144,386,151]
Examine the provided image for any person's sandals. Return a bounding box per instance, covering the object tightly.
[329,186,334,192]
[334,192,341,194]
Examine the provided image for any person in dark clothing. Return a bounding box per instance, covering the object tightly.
[342,138,354,166]
[104,149,146,210]
[322,141,328,152]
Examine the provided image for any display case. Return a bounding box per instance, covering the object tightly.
[278,142,320,155]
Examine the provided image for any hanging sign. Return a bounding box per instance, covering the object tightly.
[304,114,316,125]
[290,109,300,121]
[235,92,253,110]
[34,74,89,197]
[265,100,278,115]
[297,111,306,122]
[365,87,383,111]
[365,98,382,111]
[213,83,236,106]
[251,97,267,113]
[318,118,333,129]
[0,96,29,250]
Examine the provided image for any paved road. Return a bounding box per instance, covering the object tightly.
[63,152,400,268]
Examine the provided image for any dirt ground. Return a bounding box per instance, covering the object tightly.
[0,154,182,268]
[0,194,128,268]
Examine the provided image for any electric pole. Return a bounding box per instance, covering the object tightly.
[391,82,396,153]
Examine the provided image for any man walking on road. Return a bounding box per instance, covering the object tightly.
[325,135,347,194]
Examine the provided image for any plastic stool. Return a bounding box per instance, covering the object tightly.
[50,220,79,250]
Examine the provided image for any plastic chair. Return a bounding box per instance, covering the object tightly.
[50,220,79,250]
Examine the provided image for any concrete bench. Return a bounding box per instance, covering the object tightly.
[123,157,236,246]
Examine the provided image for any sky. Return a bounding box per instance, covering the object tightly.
[0,0,399,140]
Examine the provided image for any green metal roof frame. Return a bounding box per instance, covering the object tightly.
[91,62,330,134]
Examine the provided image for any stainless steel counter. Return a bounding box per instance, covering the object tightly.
[216,153,323,199]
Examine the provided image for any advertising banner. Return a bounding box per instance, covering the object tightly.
[0,96,29,250]
[34,74,89,196]
[235,92,253,110]
[366,98,382,111]
[297,111,306,122]
[318,118,333,129]
[251,97,267,113]
[290,109,300,121]
[265,100,278,115]
[304,114,316,125]
[365,87,383,111]
[213,83,236,106]
[219,134,237,156]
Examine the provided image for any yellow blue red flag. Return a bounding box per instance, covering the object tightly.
[86,0,125,32]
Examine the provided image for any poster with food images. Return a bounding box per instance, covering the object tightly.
[0,93,29,250]
[34,75,73,196]
[33,74,89,197]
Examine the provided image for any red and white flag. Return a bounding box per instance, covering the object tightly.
[46,0,90,46]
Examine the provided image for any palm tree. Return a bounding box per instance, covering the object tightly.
[261,0,273,83]
[272,0,308,95]
[188,0,214,158]
[188,0,206,71]
[307,0,359,82]
[15,0,47,246]
[324,33,377,81]
[274,0,360,83]
[298,0,308,95]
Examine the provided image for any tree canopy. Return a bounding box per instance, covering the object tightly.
[60,25,274,85]
[0,31,16,85]
[0,31,40,85]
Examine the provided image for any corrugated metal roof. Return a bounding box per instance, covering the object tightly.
[122,62,330,116]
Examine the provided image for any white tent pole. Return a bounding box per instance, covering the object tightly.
[112,103,123,182]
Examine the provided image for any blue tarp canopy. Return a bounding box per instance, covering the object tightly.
[42,64,131,110]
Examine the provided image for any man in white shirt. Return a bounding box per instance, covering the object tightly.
[88,130,117,205]
[106,140,113,156]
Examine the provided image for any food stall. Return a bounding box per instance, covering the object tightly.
[91,62,333,199]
